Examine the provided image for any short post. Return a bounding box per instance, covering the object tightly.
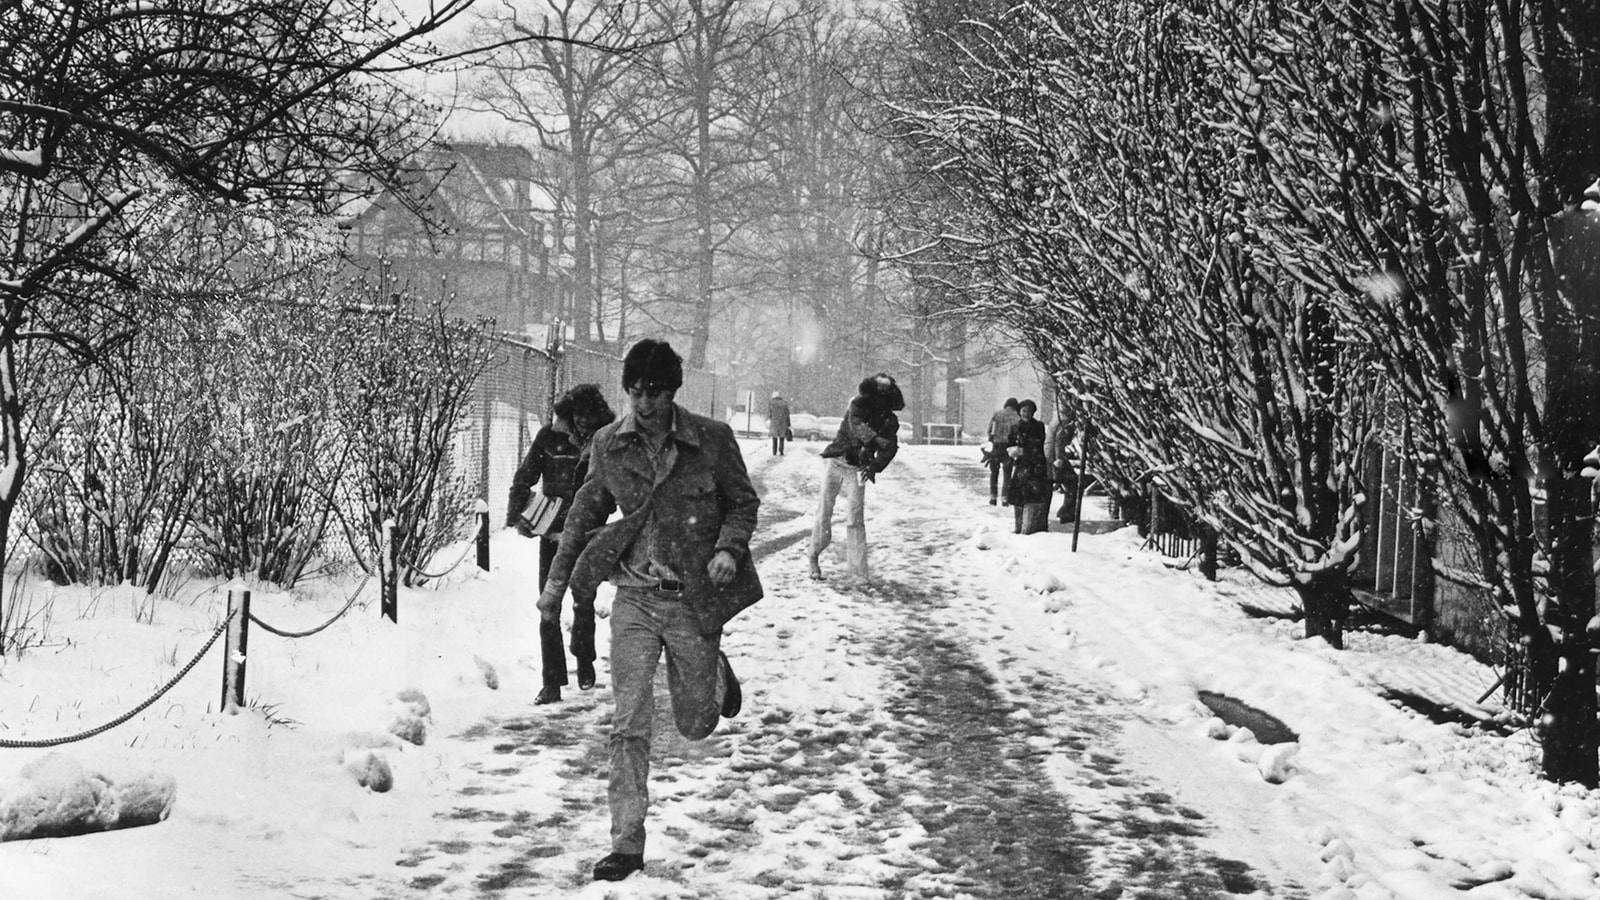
[1071,421,1093,553]
[381,518,399,623]
[220,588,251,714]
[475,498,491,571]
[1200,526,1219,581]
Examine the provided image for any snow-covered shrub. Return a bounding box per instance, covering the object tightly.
[190,296,352,586]
[331,278,496,587]
[18,323,208,595]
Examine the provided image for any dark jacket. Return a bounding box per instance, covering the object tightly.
[1006,417,1051,505]
[508,419,587,532]
[544,404,763,635]
[821,395,899,474]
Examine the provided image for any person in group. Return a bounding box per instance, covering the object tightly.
[986,398,1021,505]
[1006,398,1051,534]
[1048,411,1080,524]
[767,390,791,456]
[537,338,762,883]
[807,372,905,581]
[508,383,617,705]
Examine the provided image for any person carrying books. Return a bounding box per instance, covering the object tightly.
[508,382,616,704]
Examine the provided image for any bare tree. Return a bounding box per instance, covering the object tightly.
[463,0,662,343]
[0,0,478,605]
[731,0,907,409]
[613,0,792,368]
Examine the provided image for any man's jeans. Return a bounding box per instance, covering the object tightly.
[810,456,868,577]
[608,587,722,854]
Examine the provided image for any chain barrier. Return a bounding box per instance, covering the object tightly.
[409,539,479,582]
[0,606,240,750]
[248,574,372,639]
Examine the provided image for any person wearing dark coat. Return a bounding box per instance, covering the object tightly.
[807,373,904,581]
[767,391,792,456]
[537,339,762,883]
[509,383,616,704]
[1005,399,1051,534]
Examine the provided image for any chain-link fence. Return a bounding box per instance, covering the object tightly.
[457,338,731,527]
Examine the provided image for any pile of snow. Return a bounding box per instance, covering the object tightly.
[1,753,174,841]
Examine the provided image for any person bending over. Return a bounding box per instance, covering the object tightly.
[807,373,904,581]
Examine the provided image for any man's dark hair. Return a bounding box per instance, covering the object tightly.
[1004,397,1019,411]
[1018,398,1038,415]
[859,372,905,412]
[553,382,616,426]
[621,338,683,392]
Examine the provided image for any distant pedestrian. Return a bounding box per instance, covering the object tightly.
[537,338,762,883]
[986,398,1021,505]
[1049,413,1080,523]
[807,373,904,581]
[508,383,616,705]
[1006,399,1050,534]
[768,391,792,456]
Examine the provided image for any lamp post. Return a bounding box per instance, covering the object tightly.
[953,377,970,444]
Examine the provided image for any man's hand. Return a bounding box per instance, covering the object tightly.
[536,588,562,622]
[514,520,536,538]
[707,549,738,586]
[857,467,876,484]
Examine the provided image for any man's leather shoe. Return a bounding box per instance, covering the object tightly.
[577,660,596,691]
[718,651,741,718]
[593,852,644,881]
[534,686,561,705]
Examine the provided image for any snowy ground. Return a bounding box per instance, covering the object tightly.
[2,441,1597,899]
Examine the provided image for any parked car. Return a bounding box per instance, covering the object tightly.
[897,421,914,443]
[812,415,843,440]
[788,412,821,441]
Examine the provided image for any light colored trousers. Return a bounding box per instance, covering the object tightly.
[607,587,722,854]
[809,456,869,577]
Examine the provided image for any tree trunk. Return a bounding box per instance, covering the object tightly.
[687,9,715,370]
[1410,464,1438,637]
[0,340,25,650]
[1530,0,1600,785]
[1298,568,1347,650]
[1535,208,1600,787]
[570,151,594,343]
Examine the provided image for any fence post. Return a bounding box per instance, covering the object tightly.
[479,363,493,515]
[1200,526,1219,581]
[476,499,491,571]
[220,587,251,714]
[381,518,399,623]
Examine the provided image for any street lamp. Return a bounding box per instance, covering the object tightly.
[953,377,970,444]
